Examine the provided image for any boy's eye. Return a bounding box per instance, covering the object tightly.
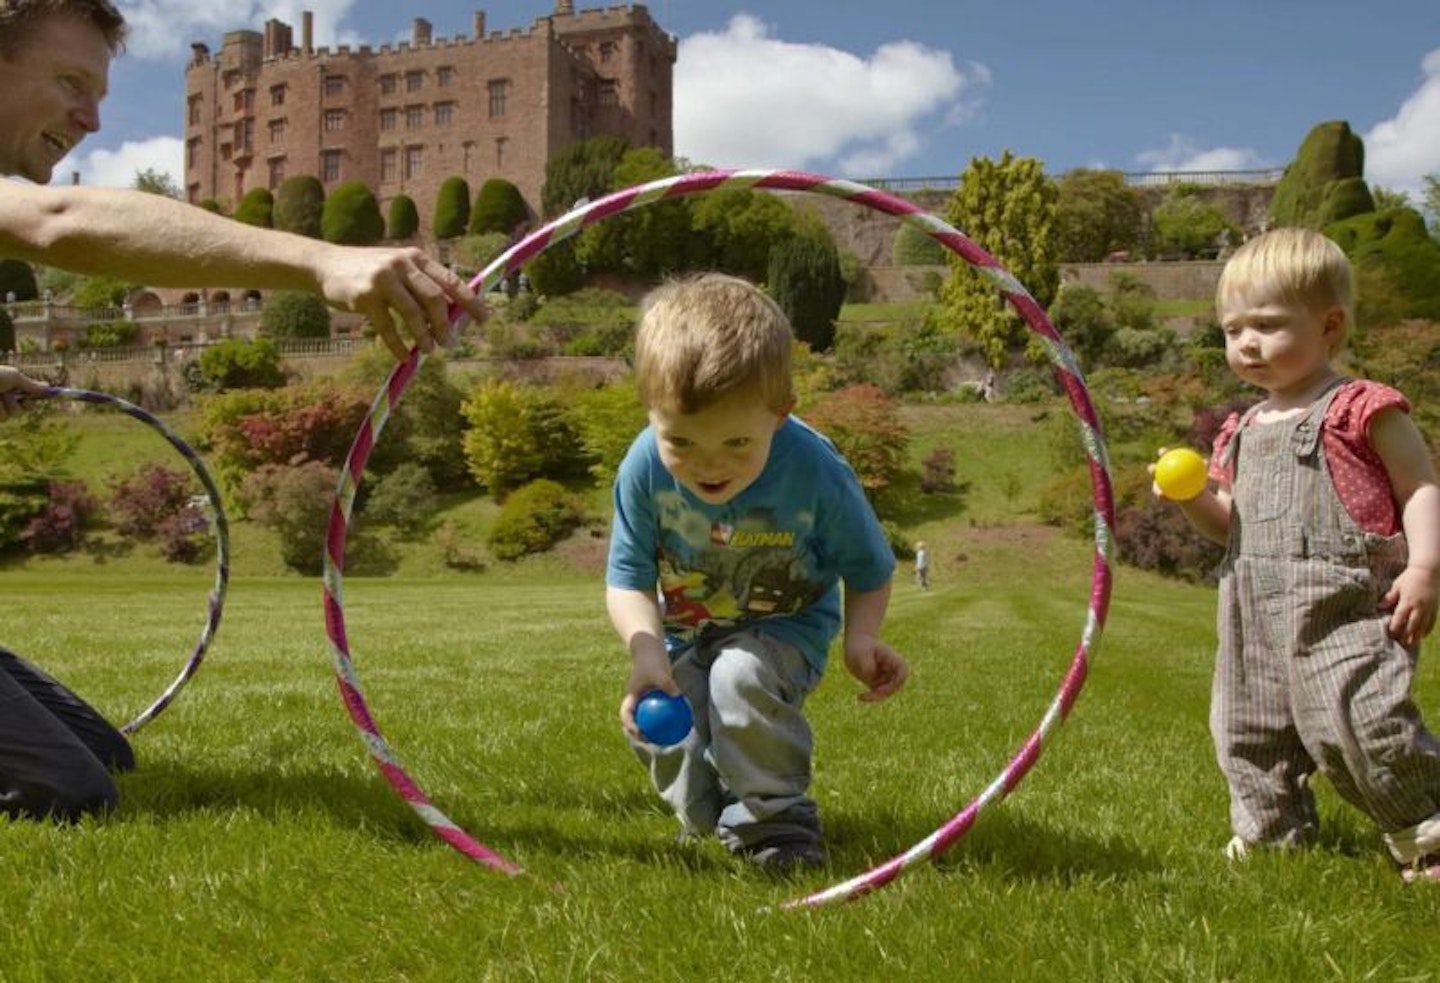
[724,438,751,449]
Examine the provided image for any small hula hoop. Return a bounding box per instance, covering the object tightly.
[44,386,230,735]
[321,169,1116,902]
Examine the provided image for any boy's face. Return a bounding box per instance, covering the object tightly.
[649,390,792,505]
[0,14,111,183]
[1219,286,1343,402]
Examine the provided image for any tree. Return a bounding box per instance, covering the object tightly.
[322,180,385,245]
[133,168,181,198]
[469,178,528,236]
[273,175,325,238]
[689,188,798,283]
[1053,168,1143,262]
[936,151,1059,367]
[1270,120,1374,229]
[1048,285,1111,371]
[768,229,843,352]
[387,194,419,239]
[1424,174,1440,238]
[460,380,585,497]
[233,187,274,228]
[1146,188,1237,259]
[432,177,471,239]
[540,135,628,218]
[260,290,331,339]
[891,221,947,266]
[196,337,287,391]
[801,384,909,499]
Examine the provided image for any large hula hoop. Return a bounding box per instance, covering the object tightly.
[44,386,230,735]
[321,169,1116,902]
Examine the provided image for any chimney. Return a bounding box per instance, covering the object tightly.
[473,11,486,38]
[302,10,313,54]
[412,17,432,45]
[556,1,574,15]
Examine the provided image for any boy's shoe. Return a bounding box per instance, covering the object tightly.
[1400,854,1440,884]
[744,839,825,874]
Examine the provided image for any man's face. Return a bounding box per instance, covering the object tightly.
[0,14,112,182]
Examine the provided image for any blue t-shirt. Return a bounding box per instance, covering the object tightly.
[606,416,895,671]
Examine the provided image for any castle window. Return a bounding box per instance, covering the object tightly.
[233,88,254,113]
[437,66,454,87]
[380,148,397,182]
[598,79,619,107]
[406,70,424,93]
[379,73,397,95]
[494,137,507,169]
[187,93,202,126]
[186,138,200,169]
[324,109,346,132]
[599,41,616,64]
[404,145,423,180]
[321,149,342,182]
[487,79,509,118]
[268,118,286,143]
[434,102,454,127]
[405,105,424,129]
[270,84,286,107]
[267,156,286,189]
[324,75,345,98]
[380,108,397,131]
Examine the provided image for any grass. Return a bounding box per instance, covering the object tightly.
[2,401,1439,981]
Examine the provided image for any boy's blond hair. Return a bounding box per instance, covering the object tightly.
[1217,227,1355,348]
[633,273,794,415]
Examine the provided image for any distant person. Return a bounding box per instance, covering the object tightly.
[1154,228,1440,883]
[0,0,485,363]
[606,273,909,872]
[914,541,930,590]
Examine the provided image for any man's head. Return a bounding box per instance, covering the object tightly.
[0,1,127,183]
[634,273,795,418]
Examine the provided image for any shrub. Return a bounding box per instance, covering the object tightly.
[201,380,373,483]
[386,194,419,239]
[801,384,909,498]
[0,259,38,302]
[273,175,325,238]
[322,181,385,245]
[487,478,583,560]
[470,178,528,236]
[260,290,331,340]
[363,462,437,534]
[525,240,584,297]
[196,337,287,391]
[460,380,586,496]
[234,188,274,228]
[432,176,471,239]
[768,233,843,352]
[78,320,140,349]
[23,479,96,553]
[891,222,947,266]
[109,463,194,536]
[920,447,957,493]
[237,460,338,573]
[1115,498,1224,582]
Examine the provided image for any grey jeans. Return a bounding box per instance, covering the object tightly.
[631,628,822,852]
[0,647,133,821]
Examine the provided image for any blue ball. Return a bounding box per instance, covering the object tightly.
[635,690,693,747]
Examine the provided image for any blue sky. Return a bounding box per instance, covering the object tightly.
[63,1,1440,204]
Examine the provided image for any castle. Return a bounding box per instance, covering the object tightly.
[183,3,675,235]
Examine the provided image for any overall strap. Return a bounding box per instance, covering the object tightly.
[1290,376,1351,460]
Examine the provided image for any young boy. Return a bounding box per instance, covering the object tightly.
[1156,228,1440,882]
[605,273,909,871]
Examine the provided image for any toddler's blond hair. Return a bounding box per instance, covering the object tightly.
[633,273,794,415]
[1217,228,1355,349]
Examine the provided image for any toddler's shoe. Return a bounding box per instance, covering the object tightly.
[744,839,825,875]
[1400,854,1440,884]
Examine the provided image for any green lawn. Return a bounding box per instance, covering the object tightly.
[2,397,1438,981]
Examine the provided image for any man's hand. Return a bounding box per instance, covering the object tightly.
[0,366,48,421]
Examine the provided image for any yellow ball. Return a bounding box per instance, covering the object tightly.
[1154,448,1208,501]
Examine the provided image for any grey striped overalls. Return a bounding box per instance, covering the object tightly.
[1212,382,1440,862]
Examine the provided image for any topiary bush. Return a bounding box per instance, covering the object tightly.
[768,233,843,352]
[260,290,331,340]
[1270,120,1370,229]
[322,180,385,245]
[196,337,287,391]
[470,178,529,236]
[432,176,471,239]
[234,188,274,228]
[387,194,419,239]
[273,175,325,238]
[486,478,583,560]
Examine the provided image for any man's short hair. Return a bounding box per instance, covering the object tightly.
[0,0,128,58]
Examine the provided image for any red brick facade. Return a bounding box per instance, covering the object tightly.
[183,3,675,238]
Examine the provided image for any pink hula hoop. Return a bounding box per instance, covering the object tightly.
[321,169,1116,906]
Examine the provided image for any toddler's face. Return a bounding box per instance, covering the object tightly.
[1218,287,1342,402]
[649,390,789,505]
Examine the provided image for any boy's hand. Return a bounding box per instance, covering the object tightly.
[1382,565,1440,648]
[843,632,908,703]
[618,656,679,741]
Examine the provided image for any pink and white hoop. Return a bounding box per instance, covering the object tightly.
[321,169,1116,905]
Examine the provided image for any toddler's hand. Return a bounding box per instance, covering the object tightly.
[843,633,908,703]
[1382,565,1440,648]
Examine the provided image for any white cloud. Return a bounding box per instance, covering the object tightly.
[57,136,185,189]
[1135,134,1272,173]
[673,14,987,178]
[117,0,362,61]
[1365,48,1440,200]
